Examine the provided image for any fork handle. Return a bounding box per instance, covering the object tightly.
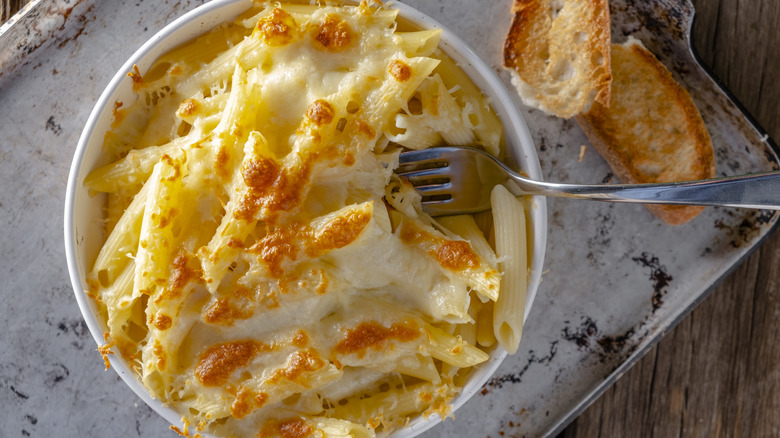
[511,171,780,210]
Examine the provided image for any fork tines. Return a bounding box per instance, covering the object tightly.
[396,149,453,200]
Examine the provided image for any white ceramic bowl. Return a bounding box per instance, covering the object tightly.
[64,1,547,436]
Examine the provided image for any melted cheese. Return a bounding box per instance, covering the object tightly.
[88,2,504,436]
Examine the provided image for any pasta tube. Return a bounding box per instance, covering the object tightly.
[490,184,528,354]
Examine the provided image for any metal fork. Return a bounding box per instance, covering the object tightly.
[396,146,780,216]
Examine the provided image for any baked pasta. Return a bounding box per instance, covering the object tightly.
[85,1,530,436]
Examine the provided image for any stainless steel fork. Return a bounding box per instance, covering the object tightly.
[396,146,780,216]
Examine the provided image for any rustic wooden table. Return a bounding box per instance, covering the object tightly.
[2,0,777,436]
[561,0,780,436]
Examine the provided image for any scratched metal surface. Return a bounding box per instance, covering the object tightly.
[0,0,777,437]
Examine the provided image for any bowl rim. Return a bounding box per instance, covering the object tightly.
[63,1,548,436]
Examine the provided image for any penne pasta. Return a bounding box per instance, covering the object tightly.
[199,132,273,290]
[433,53,503,156]
[133,156,188,295]
[90,181,150,285]
[399,217,500,304]
[392,354,442,384]
[436,214,500,302]
[311,417,375,438]
[331,382,438,424]
[360,56,440,135]
[98,263,137,356]
[318,368,387,402]
[84,2,529,436]
[490,184,528,354]
[84,135,191,194]
[395,29,442,57]
[424,323,489,368]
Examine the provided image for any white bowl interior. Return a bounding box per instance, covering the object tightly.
[64,1,547,436]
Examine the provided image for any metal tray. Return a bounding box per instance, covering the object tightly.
[1,0,777,436]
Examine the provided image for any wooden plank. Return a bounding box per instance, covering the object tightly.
[1,0,30,22]
[561,0,780,435]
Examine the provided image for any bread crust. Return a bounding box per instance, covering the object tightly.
[576,38,716,225]
[503,0,612,119]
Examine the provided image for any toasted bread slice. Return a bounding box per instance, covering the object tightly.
[576,37,716,225]
[503,0,612,119]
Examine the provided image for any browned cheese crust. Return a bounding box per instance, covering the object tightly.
[576,40,716,225]
[503,0,612,119]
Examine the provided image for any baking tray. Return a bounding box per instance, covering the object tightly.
[0,0,777,436]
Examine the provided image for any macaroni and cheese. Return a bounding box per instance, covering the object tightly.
[85,2,529,436]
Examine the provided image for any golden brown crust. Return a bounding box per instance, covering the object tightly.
[576,39,716,225]
[503,0,612,118]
